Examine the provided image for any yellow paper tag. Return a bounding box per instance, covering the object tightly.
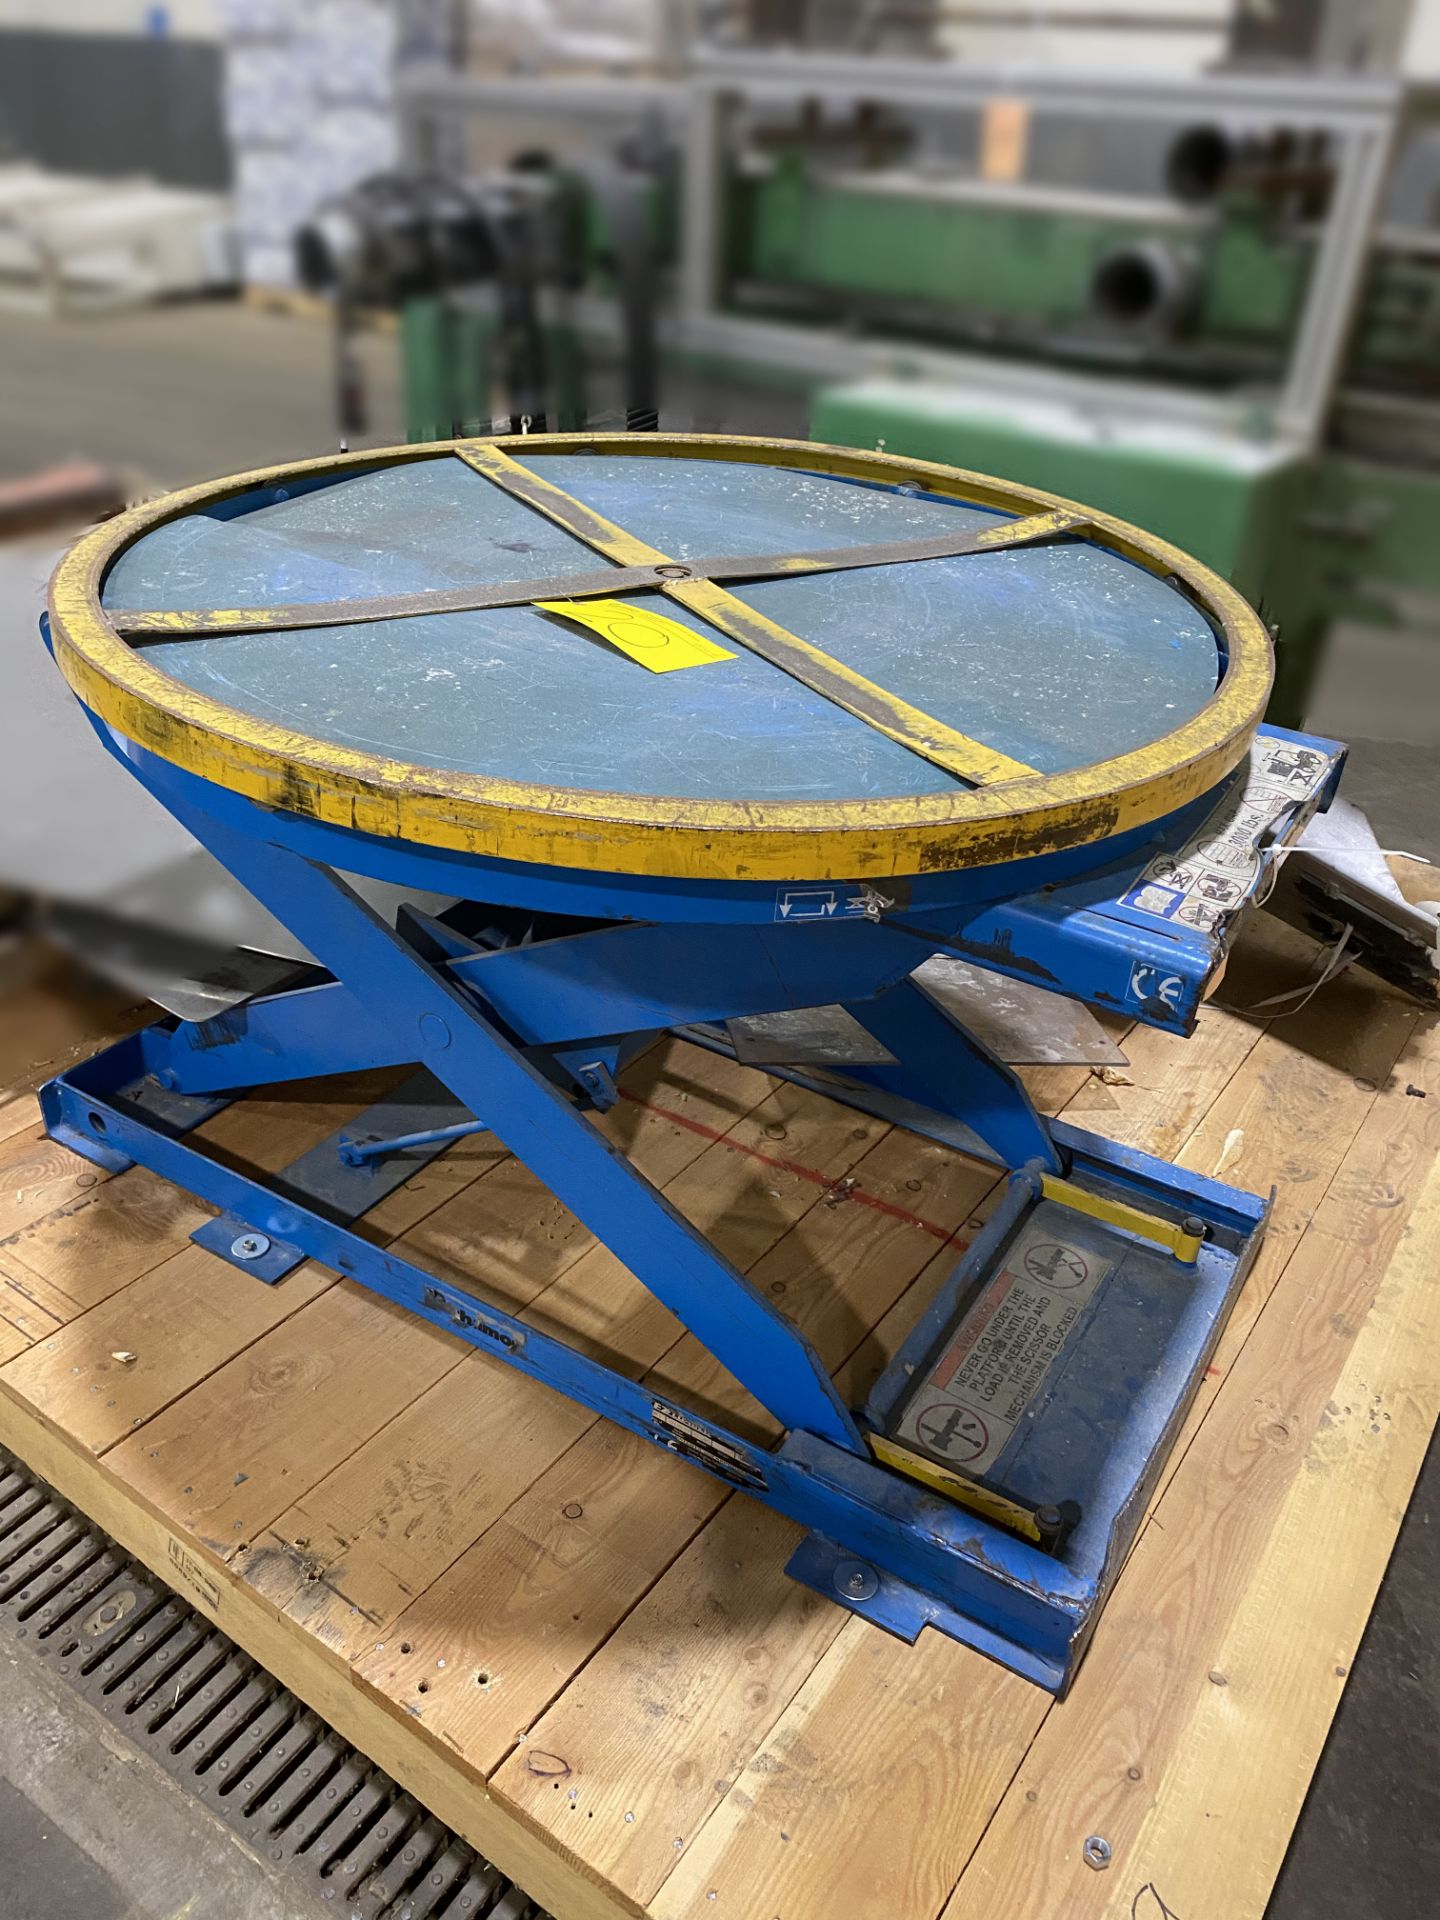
[535,598,736,674]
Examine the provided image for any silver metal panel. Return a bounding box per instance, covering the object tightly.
[727,1006,896,1067]
[912,956,1126,1065]
[725,962,1124,1069]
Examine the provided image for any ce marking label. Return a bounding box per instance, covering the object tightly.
[1129,962,1186,1012]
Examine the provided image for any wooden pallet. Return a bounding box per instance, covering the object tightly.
[1,922,1437,1920]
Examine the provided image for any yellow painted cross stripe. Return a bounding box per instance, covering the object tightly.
[666,578,1038,786]
[974,506,1089,550]
[456,441,668,567]
[455,442,1038,790]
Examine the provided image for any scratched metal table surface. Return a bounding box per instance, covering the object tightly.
[102,453,1221,804]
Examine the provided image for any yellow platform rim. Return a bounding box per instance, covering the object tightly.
[48,431,1273,883]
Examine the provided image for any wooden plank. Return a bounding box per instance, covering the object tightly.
[0,1126,110,1241]
[195,1071,399,1173]
[358,1123,512,1242]
[502,1090,1039,1913]
[477,1126,1002,1905]
[0,1247,334,1455]
[607,1042,779,1171]
[0,936,1434,1920]
[293,1074,886,1676]
[1139,965,1417,1500]
[400,1151,599,1314]
[0,1245,67,1343]
[0,1070,489,1455]
[645,1123,998,1439]
[361,1425,716,1756]
[1061,1002,1264,1158]
[1385,850,1439,908]
[0,1011,706,1920]
[493,1499,846,1909]
[651,1617,1040,1920]
[0,1372,635,1920]
[0,1067,388,1262]
[245,1355,595,1649]
[0,1092,39,1151]
[388,1042,773,1320]
[0,1166,212,1320]
[936,1011,1440,1920]
[1101,1141,1440,1920]
[103,1282,468,1557]
[0,1315,31,1366]
[639,966,1423,1920]
[0,1069,454,1330]
[0,958,146,1101]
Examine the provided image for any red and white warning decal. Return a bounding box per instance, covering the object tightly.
[895,1218,1113,1476]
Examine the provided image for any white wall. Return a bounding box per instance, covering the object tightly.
[0,3,219,37]
[938,0,1234,75]
[1404,0,1440,72]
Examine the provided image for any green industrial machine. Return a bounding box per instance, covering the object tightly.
[812,380,1324,721]
[374,50,1440,730]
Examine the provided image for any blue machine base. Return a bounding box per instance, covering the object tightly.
[785,1534,1072,1691]
[191,1069,471,1282]
[41,1017,1269,1698]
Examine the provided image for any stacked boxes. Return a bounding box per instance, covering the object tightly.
[220,0,417,291]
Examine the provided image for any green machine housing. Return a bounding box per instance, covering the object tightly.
[811,379,1321,724]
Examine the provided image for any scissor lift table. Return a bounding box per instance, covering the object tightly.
[39,433,1341,1693]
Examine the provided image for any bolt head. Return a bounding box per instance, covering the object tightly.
[833,1560,878,1602]
[230,1232,272,1261]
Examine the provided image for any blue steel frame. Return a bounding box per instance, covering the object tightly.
[38,713,1281,1693]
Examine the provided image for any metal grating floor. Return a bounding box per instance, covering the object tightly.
[0,1446,550,1920]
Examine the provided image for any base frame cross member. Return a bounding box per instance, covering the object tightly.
[38,431,1342,1693]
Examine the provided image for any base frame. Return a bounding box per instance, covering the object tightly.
[43,1009,1268,1696]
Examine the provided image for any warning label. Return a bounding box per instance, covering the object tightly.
[894,1218,1113,1476]
[1120,735,1337,934]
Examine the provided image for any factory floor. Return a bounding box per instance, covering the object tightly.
[0,297,1435,1920]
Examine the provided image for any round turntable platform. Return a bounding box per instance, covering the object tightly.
[47,434,1271,882]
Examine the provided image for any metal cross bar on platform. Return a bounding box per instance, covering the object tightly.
[109,501,1090,640]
